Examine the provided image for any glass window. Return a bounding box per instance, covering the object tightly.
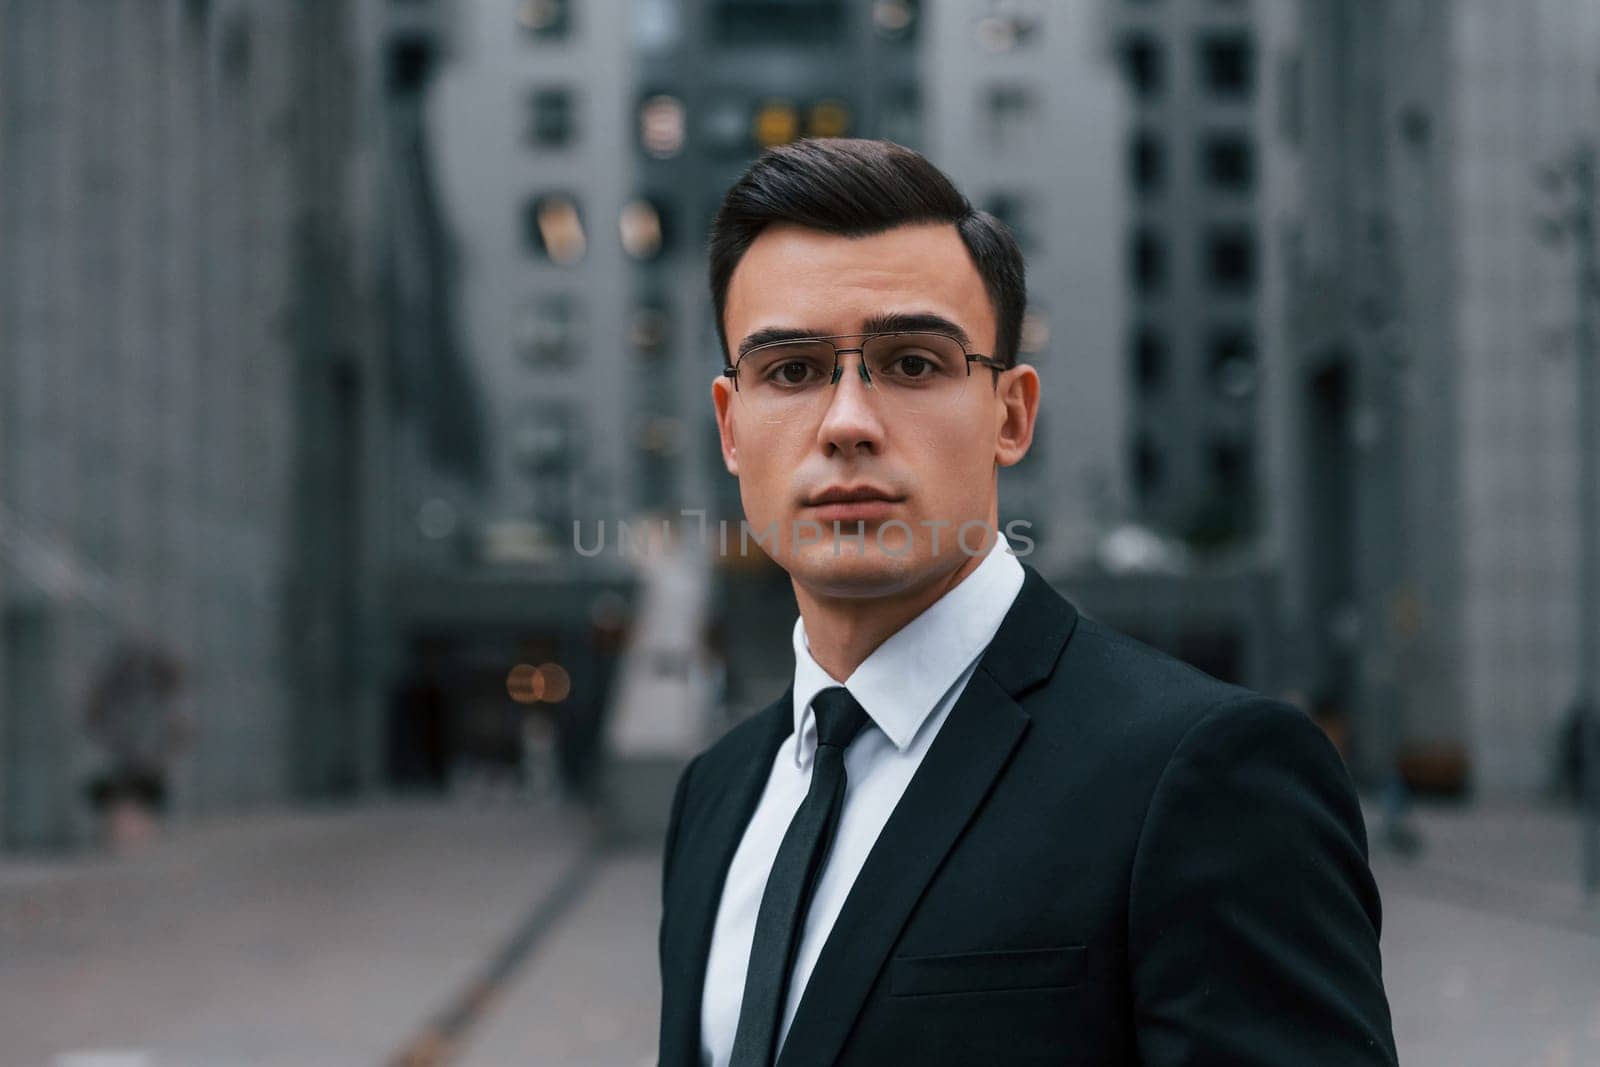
[631,303,672,359]
[1019,308,1050,356]
[1131,227,1167,295]
[528,89,575,147]
[523,194,586,264]
[986,193,1034,251]
[1198,32,1253,98]
[638,94,686,158]
[1133,327,1167,395]
[986,86,1037,152]
[517,0,572,39]
[880,83,921,148]
[515,294,584,365]
[711,0,845,46]
[1131,129,1164,194]
[1121,34,1164,99]
[1206,327,1256,400]
[1204,226,1254,293]
[620,197,671,261]
[872,0,919,41]
[1208,436,1253,491]
[1134,433,1165,501]
[701,96,750,158]
[975,3,1042,53]
[1201,131,1253,191]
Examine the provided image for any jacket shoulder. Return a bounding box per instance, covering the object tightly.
[1032,610,1274,750]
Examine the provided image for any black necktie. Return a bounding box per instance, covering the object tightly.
[729,685,871,1067]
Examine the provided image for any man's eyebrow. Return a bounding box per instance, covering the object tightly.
[736,326,825,357]
[735,312,973,357]
[861,312,972,349]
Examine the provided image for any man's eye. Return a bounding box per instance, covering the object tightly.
[770,360,819,385]
[895,354,933,377]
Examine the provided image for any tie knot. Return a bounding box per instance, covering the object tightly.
[810,686,870,750]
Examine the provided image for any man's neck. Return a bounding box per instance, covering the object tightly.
[793,545,990,682]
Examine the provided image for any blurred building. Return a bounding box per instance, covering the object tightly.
[0,0,404,848]
[1109,0,1295,553]
[923,0,1127,573]
[1289,0,1600,793]
[423,1,1139,728]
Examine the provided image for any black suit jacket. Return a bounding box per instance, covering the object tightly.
[659,564,1398,1065]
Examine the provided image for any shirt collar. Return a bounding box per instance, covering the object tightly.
[790,534,1026,769]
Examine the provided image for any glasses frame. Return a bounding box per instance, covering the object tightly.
[721,330,1009,394]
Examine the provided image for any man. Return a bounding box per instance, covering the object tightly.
[659,138,1397,1066]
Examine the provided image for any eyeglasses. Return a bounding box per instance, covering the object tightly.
[722,331,1007,426]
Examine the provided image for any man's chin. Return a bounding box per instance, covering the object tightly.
[782,543,928,598]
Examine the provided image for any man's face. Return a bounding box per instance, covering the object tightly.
[712,221,1037,598]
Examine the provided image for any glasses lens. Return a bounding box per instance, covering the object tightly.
[734,340,836,424]
[862,333,971,413]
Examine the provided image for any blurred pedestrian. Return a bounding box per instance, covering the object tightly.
[82,640,192,852]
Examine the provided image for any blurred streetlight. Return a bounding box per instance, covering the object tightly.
[753,100,799,147]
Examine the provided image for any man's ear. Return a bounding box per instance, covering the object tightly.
[712,374,740,475]
[994,364,1040,468]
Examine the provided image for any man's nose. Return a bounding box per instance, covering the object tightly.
[816,352,885,454]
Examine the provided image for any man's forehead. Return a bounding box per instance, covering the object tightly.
[736,220,969,271]
[725,222,992,340]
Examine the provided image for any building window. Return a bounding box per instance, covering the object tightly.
[702,95,750,157]
[1203,226,1254,293]
[1131,226,1167,295]
[986,193,1034,251]
[1120,33,1164,99]
[631,302,671,358]
[1019,308,1050,356]
[871,0,919,42]
[712,0,846,45]
[753,99,800,147]
[1133,327,1167,395]
[1206,327,1256,400]
[1198,32,1253,98]
[1201,131,1253,191]
[517,0,572,39]
[1134,433,1165,502]
[880,83,921,148]
[975,2,1042,52]
[620,197,671,261]
[513,405,579,529]
[638,94,686,158]
[528,88,575,147]
[1208,435,1254,493]
[1130,129,1164,195]
[524,194,586,264]
[516,294,584,365]
[807,99,852,139]
[986,86,1037,152]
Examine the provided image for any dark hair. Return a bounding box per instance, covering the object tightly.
[708,138,1027,368]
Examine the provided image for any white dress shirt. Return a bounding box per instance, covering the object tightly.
[699,535,1026,1066]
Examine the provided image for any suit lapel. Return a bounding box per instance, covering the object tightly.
[661,685,793,1064]
[776,563,1079,1066]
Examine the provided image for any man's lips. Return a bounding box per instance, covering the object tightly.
[801,491,905,522]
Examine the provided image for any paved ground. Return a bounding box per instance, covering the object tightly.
[0,797,591,1067]
[1367,803,1600,1067]
[3,796,1599,1065]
